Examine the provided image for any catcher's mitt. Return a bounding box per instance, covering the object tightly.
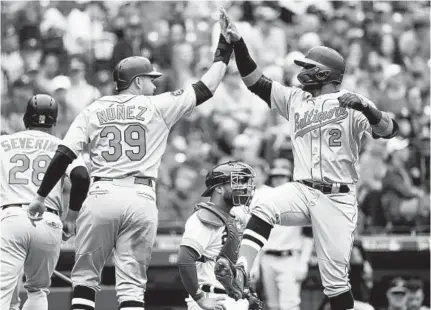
[214,258,263,310]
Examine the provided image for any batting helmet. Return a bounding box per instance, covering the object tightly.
[202,161,256,206]
[113,56,162,91]
[23,94,58,128]
[294,46,345,86]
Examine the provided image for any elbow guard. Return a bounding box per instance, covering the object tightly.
[69,166,90,211]
[247,75,273,107]
[192,80,213,106]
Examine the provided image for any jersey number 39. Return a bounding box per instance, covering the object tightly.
[9,154,51,186]
[100,124,146,162]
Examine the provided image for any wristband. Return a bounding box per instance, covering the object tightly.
[193,289,205,301]
[214,35,233,65]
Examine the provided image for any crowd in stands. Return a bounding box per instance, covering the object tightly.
[1,1,429,234]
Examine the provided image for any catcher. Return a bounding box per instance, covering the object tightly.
[178,161,263,310]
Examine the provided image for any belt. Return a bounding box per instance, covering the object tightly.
[197,255,214,263]
[93,176,153,187]
[201,284,226,294]
[299,180,350,194]
[1,204,59,216]
[265,249,294,257]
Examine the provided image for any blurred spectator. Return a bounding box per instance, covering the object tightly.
[1,25,24,83]
[384,278,408,310]
[266,165,293,187]
[406,279,430,310]
[382,138,425,233]
[65,57,101,117]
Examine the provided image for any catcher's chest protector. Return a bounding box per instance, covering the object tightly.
[195,203,242,265]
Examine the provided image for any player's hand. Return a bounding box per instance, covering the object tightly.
[294,262,309,282]
[62,221,76,241]
[220,7,241,43]
[338,93,367,112]
[27,195,46,224]
[196,295,226,310]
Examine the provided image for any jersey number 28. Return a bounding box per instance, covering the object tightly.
[9,154,51,186]
[100,124,146,162]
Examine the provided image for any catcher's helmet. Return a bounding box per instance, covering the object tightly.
[23,94,58,128]
[294,46,345,86]
[202,161,256,206]
[113,56,162,91]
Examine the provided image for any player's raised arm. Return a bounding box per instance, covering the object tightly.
[338,93,399,139]
[28,111,90,221]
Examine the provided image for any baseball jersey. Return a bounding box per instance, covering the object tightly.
[61,88,196,179]
[181,213,227,289]
[270,82,375,184]
[0,130,85,213]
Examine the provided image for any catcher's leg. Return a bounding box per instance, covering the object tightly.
[71,186,120,310]
[310,192,358,310]
[114,186,158,310]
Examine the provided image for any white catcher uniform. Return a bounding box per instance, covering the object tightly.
[181,211,249,310]
[251,85,379,298]
[0,130,83,309]
[61,88,197,305]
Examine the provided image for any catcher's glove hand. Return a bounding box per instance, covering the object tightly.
[338,93,368,112]
[214,257,247,301]
[244,287,264,310]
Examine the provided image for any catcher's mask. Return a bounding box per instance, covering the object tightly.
[294,46,345,86]
[202,161,256,207]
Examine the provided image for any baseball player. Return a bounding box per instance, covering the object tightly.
[178,161,260,310]
[215,9,399,310]
[26,20,236,310]
[0,94,90,310]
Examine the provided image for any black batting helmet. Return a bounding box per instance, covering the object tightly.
[202,161,256,206]
[294,46,345,86]
[23,94,58,128]
[113,56,162,91]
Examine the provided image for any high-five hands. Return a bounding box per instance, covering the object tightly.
[219,7,241,43]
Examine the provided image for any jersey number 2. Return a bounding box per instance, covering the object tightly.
[329,129,342,147]
[9,154,51,186]
[100,124,146,162]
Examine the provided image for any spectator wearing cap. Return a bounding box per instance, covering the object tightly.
[381,138,425,233]
[384,278,408,310]
[51,75,73,137]
[65,57,101,117]
[406,279,430,310]
[266,166,292,187]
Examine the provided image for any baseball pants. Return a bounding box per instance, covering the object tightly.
[186,292,249,310]
[0,206,62,310]
[253,182,358,297]
[71,178,158,304]
[260,252,302,310]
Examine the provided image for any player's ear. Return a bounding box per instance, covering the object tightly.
[215,185,223,194]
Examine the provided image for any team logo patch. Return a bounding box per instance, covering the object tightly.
[39,115,46,124]
[171,89,184,96]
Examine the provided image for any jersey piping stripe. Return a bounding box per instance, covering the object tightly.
[71,298,95,307]
[243,229,268,245]
[242,239,263,252]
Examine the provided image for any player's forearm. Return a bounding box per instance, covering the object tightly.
[68,166,90,211]
[37,145,76,198]
[233,38,272,106]
[195,34,233,106]
[362,105,399,139]
[200,62,228,95]
[177,246,203,301]
[238,215,273,274]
